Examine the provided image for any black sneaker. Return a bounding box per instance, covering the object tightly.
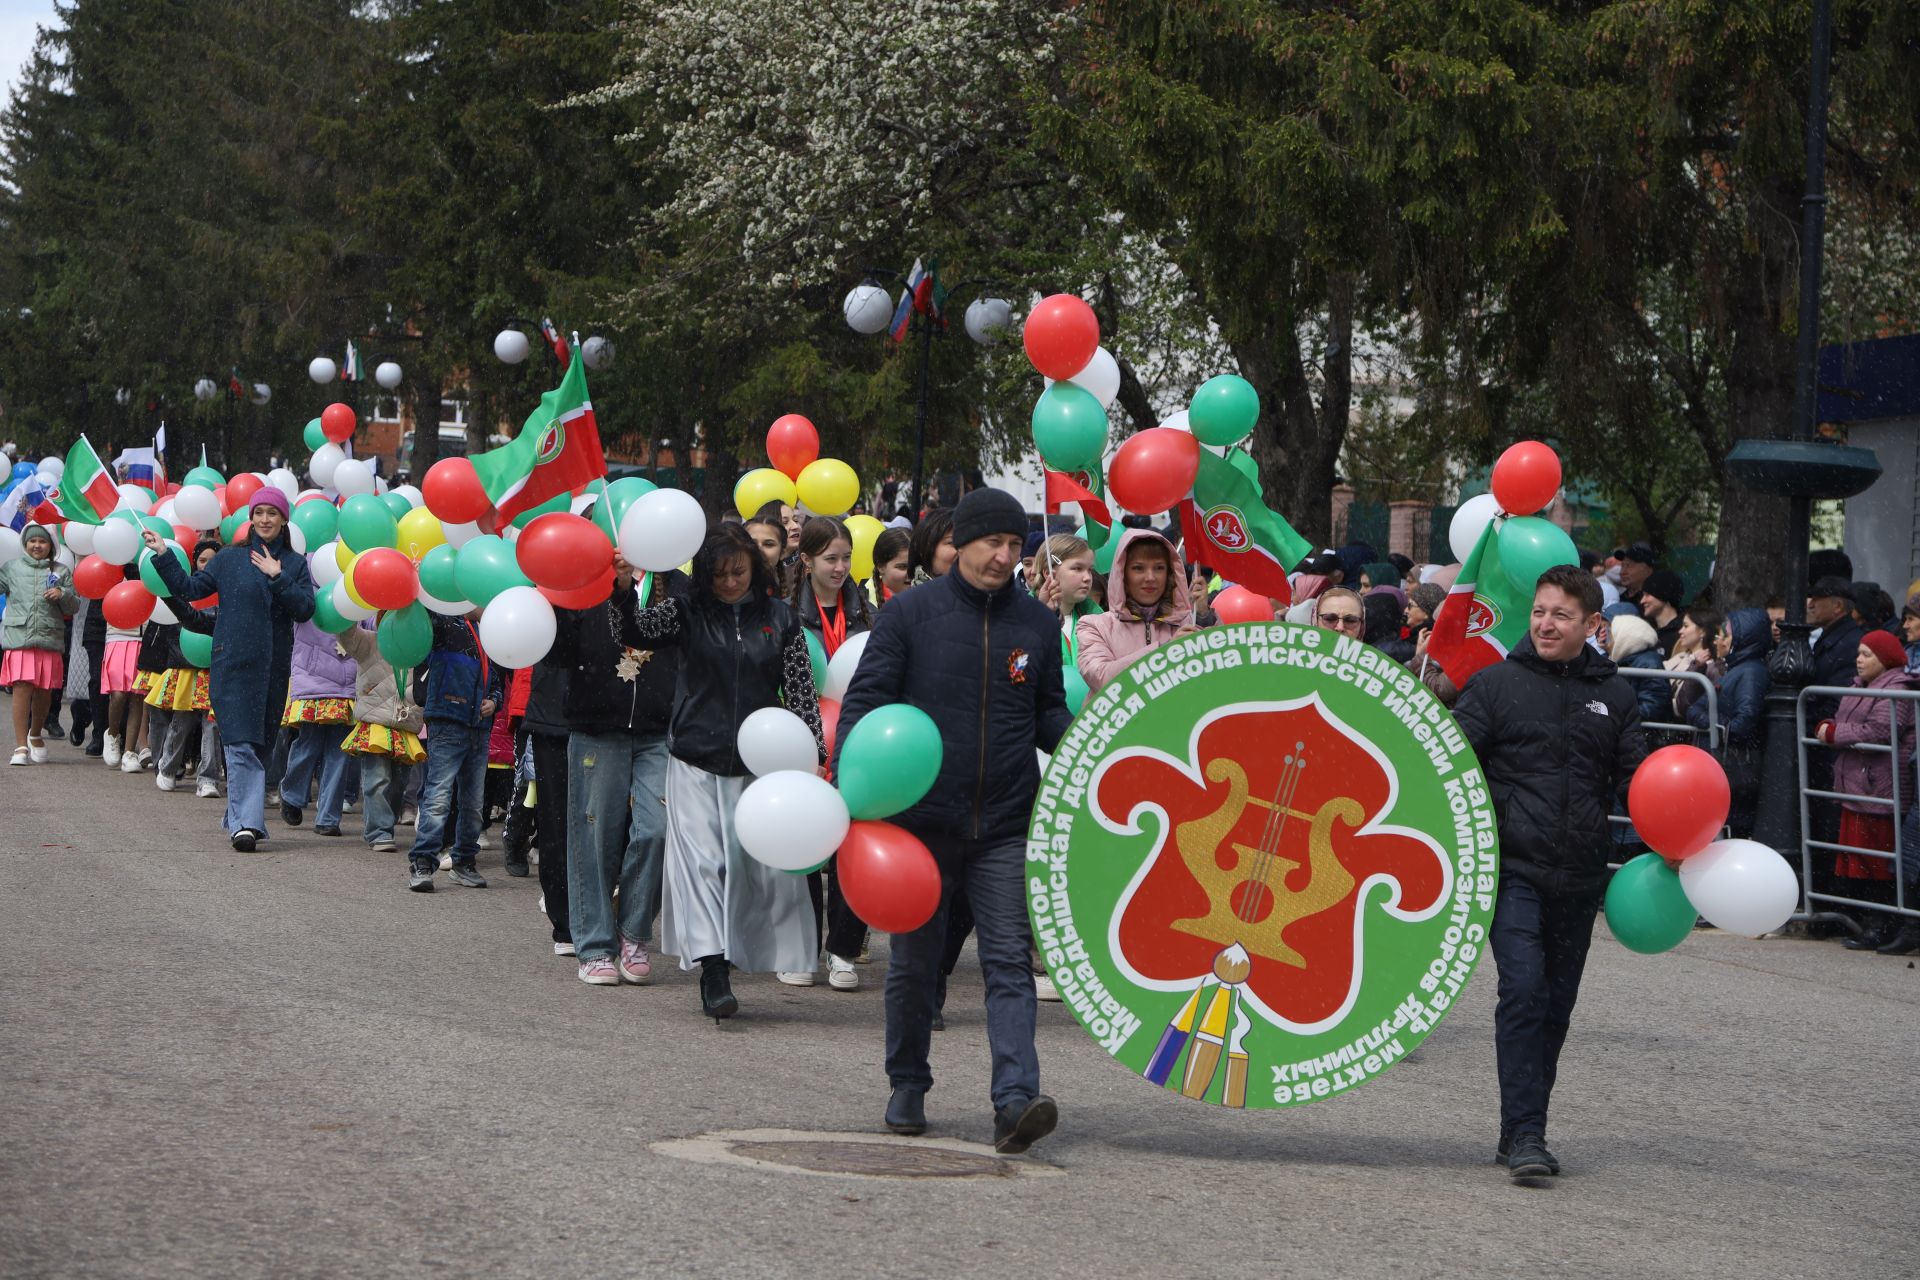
[281,802,303,827]
[446,863,487,888]
[314,824,343,837]
[230,829,257,853]
[408,859,436,892]
[1495,1131,1562,1173]
[885,1088,927,1136]
[1506,1132,1557,1179]
[503,847,531,877]
[992,1095,1058,1155]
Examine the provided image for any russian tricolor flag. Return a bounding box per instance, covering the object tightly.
[888,258,926,342]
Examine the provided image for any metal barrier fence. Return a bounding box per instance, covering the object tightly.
[1795,685,1919,922]
[1608,668,1723,854]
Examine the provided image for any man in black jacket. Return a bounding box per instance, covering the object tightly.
[1454,565,1648,1181]
[835,487,1073,1154]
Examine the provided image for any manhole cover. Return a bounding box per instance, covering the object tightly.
[652,1128,1062,1181]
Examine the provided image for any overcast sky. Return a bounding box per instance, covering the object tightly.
[0,0,55,104]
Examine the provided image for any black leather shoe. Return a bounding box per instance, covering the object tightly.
[1843,916,1890,950]
[992,1095,1057,1154]
[1506,1132,1557,1179]
[1496,1131,1561,1173]
[1876,922,1920,955]
[68,724,86,747]
[281,802,303,827]
[699,957,738,1021]
[885,1088,927,1136]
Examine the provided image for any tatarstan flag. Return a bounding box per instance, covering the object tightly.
[1176,446,1312,605]
[1045,467,1112,549]
[1428,518,1531,687]
[50,436,119,525]
[469,340,606,523]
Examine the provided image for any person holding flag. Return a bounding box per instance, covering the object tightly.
[468,337,605,525]
[3,524,80,765]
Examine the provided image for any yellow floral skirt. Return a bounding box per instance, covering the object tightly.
[132,670,157,696]
[342,721,426,764]
[283,697,355,727]
[142,667,204,712]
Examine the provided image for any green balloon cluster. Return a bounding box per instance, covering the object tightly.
[1031,383,1109,471]
[338,493,397,552]
[836,703,943,820]
[377,603,433,667]
[1604,853,1696,954]
[183,465,226,490]
[311,588,356,634]
[454,534,530,606]
[303,418,327,452]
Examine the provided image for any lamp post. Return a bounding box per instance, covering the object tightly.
[843,270,1011,518]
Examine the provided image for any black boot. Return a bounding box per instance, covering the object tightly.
[885,1088,926,1136]
[699,955,738,1021]
[992,1094,1058,1155]
[1875,920,1920,955]
[1843,914,1891,950]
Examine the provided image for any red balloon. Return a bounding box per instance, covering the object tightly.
[147,495,168,516]
[837,820,942,934]
[1022,293,1100,381]
[516,512,613,590]
[538,567,615,610]
[1627,744,1730,861]
[1107,427,1201,515]
[73,554,121,600]
[320,402,357,444]
[226,473,264,514]
[818,697,842,759]
[102,579,157,630]
[766,413,820,480]
[1214,585,1275,625]
[422,457,491,524]
[1490,441,1563,516]
[170,524,197,558]
[351,546,418,611]
[213,484,231,515]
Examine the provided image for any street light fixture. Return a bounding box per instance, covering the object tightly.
[581,335,614,371]
[494,328,531,364]
[375,361,404,391]
[193,378,216,402]
[308,356,338,384]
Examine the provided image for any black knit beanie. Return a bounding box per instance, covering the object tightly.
[951,487,1029,548]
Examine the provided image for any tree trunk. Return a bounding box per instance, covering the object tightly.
[1710,247,1796,608]
[1237,289,1352,553]
[410,368,442,481]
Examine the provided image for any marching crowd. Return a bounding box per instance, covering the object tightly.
[5,470,1919,1167]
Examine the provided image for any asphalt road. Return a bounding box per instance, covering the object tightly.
[3,726,1916,1278]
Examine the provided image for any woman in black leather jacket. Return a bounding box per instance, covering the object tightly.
[626,523,826,1019]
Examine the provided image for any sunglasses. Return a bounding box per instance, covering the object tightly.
[1319,611,1363,628]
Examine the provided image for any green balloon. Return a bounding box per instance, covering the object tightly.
[1604,853,1697,954]
[454,533,530,606]
[804,628,828,691]
[591,476,657,542]
[381,491,413,521]
[1188,374,1260,446]
[836,703,944,820]
[138,543,190,596]
[183,465,225,490]
[1496,515,1579,593]
[1031,383,1109,472]
[337,493,398,552]
[136,514,171,538]
[290,497,338,547]
[303,418,327,452]
[1064,664,1090,714]
[377,603,433,667]
[311,589,355,634]
[179,629,213,668]
[221,509,250,543]
[509,491,570,530]
[418,543,462,602]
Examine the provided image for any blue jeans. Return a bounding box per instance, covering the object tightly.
[282,722,351,828]
[409,721,487,867]
[359,754,407,846]
[223,741,268,837]
[885,833,1039,1110]
[566,732,669,962]
[1489,877,1600,1137]
[266,726,293,794]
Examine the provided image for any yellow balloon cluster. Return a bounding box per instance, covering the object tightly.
[844,513,884,581]
[734,467,798,518]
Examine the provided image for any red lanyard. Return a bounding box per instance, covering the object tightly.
[817,596,847,658]
[464,620,489,690]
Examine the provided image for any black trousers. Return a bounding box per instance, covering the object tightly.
[1490,877,1600,1138]
[529,732,571,944]
[808,861,870,960]
[83,638,107,746]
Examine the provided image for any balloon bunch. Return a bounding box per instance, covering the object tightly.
[1445,441,1578,579]
[1024,295,1114,475]
[1605,745,1801,951]
[68,468,233,630]
[733,415,882,578]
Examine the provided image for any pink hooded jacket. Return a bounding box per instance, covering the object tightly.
[1075,527,1194,693]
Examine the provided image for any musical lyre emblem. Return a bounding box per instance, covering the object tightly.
[1169,742,1365,968]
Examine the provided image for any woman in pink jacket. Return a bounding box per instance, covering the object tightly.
[1076,527,1198,694]
[1815,629,1918,949]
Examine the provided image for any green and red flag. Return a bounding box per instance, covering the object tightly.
[50,436,119,525]
[1175,447,1312,605]
[470,340,606,524]
[1428,518,1530,687]
[1045,466,1112,563]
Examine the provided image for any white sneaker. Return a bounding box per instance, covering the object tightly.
[554,940,576,957]
[103,734,122,767]
[537,894,545,915]
[137,747,152,768]
[342,800,356,813]
[1034,973,1063,1002]
[776,971,817,987]
[438,853,453,871]
[195,777,220,799]
[155,773,177,792]
[827,955,860,991]
[27,738,49,764]
[120,751,142,774]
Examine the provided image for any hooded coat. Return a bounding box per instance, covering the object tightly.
[1607,614,1673,723]
[1686,608,1772,746]
[151,526,315,749]
[0,526,78,652]
[1075,527,1194,694]
[1830,665,1919,814]
[336,623,425,733]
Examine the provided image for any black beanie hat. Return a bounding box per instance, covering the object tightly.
[952,487,1028,548]
[1643,568,1686,608]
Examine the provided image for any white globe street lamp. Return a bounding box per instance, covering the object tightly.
[964,296,1013,346]
[842,283,893,335]
[494,329,530,364]
[193,378,216,402]
[581,335,614,371]
[374,361,404,390]
[250,383,272,406]
[308,356,338,384]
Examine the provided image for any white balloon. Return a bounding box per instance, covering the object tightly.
[36,470,57,491]
[266,467,300,502]
[115,483,150,510]
[62,521,95,555]
[332,458,375,498]
[1070,346,1122,409]
[154,498,178,524]
[94,519,141,566]
[53,545,74,570]
[286,523,308,554]
[418,586,474,616]
[38,455,63,478]
[1449,493,1504,563]
[823,630,870,702]
[332,578,375,621]
[0,528,21,565]
[151,597,178,625]
[390,484,423,510]
[494,329,530,364]
[310,542,345,588]
[1679,839,1801,937]
[617,488,707,572]
[842,284,893,335]
[373,475,388,496]
[1160,409,1192,433]
[477,585,556,668]
[737,707,820,776]
[170,485,221,531]
[734,772,851,871]
[310,443,346,488]
[308,356,338,384]
[441,520,482,549]
[375,361,404,391]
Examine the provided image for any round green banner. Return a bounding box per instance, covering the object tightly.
[1027,623,1499,1108]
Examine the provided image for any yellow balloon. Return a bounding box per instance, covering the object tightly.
[342,552,372,609]
[796,458,859,517]
[734,467,798,518]
[334,538,355,572]
[844,513,884,581]
[396,506,446,563]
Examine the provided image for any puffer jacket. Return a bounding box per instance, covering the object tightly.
[288,620,358,700]
[1453,635,1650,898]
[1607,614,1672,723]
[834,567,1073,843]
[1076,527,1194,693]
[1829,666,1918,814]
[1686,608,1771,745]
[551,571,684,738]
[414,612,506,727]
[0,535,78,651]
[336,623,424,733]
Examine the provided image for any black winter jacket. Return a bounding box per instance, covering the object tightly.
[625,587,822,776]
[551,571,684,738]
[1453,636,1649,899]
[833,569,1073,843]
[523,659,570,737]
[1807,616,1865,724]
